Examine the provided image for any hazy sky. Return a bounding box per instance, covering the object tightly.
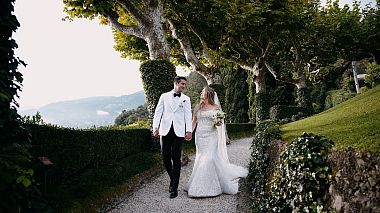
[14,0,374,109]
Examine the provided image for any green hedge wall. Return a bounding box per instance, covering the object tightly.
[226,123,255,139]
[269,105,309,121]
[27,124,151,182]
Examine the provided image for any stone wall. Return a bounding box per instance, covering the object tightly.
[328,148,380,213]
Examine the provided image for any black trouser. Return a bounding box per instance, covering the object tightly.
[161,125,183,191]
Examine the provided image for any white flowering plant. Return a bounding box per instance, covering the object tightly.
[212,109,226,126]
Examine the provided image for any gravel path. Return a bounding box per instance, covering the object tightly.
[110,137,252,213]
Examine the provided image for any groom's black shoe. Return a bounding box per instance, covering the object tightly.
[169,189,178,199]
[169,179,174,193]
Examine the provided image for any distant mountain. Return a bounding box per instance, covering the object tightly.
[19,91,145,128]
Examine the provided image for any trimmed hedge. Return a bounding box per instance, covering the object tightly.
[140,60,177,120]
[324,89,356,110]
[270,105,309,121]
[27,124,151,182]
[226,123,255,139]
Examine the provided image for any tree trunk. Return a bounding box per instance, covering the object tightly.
[254,69,270,124]
[107,0,170,60]
[243,62,270,125]
[146,33,170,59]
[295,72,313,115]
[145,3,170,59]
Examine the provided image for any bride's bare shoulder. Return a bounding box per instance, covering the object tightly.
[213,105,220,110]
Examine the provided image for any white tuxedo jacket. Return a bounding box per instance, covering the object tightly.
[153,90,192,137]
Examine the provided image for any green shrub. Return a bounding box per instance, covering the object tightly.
[27,124,151,182]
[248,120,281,212]
[365,62,380,88]
[270,105,309,121]
[359,86,369,93]
[343,77,356,93]
[140,60,177,121]
[268,133,334,212]
[324,89,356,109]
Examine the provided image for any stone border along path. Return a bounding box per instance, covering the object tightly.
[109,137,252,213]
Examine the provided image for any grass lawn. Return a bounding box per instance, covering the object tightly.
[282,85,380,154]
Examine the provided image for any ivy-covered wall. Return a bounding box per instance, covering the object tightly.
[248,122,334,212]
[255,92,270,124]
[248,122,380,212]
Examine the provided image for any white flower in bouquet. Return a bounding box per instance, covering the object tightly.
[212,109,226,126]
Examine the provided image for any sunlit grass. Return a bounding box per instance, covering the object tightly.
[282,85,380,153]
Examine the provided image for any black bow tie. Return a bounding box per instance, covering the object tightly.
[174,92,181,97]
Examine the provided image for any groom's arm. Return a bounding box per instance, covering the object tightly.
[153,94,164,135]
[184,96,192,135]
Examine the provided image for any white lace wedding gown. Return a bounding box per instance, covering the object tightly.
[184,110,248,197]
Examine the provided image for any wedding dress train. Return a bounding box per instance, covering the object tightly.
[184,110,248,197]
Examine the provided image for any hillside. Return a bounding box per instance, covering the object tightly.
[282,86,380,153]
[19,91,145,128]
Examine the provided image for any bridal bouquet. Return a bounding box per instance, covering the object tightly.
[212,109,226,126]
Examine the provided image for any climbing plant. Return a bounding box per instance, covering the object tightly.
[0,0,44,211]
[139,60,177,122]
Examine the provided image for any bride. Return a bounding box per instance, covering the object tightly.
[184,86,248,197]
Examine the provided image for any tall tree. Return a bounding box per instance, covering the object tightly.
[165,0,226,85]
[263,0,326,113]
[64,0,170,60]
[201,0,291,123]
[63,0,178,123]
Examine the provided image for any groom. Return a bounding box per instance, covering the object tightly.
[153,76,192,199]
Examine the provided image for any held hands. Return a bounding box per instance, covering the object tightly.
[185,132,192,141]
[153,128,159,138]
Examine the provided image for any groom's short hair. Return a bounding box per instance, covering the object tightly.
[174,76,187,84]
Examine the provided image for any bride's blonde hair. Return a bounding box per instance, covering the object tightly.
[194,87,216,116]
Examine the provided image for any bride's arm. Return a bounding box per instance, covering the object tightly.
[192,115,197,132]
